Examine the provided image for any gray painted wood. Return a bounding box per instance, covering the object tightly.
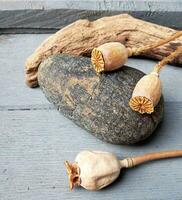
[0,1,182,33]
[0,0,182,11]
[0,34,50,106]
[1,105,182,200]
[0,34,182,199]
[0,10,181,34]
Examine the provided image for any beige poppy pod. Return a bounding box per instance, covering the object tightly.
[91,42,129,73]
[129,72,162,114]
[129,45,182,114]
[65,150,182,191]
[65,150,121,190]
[91,32,182,73]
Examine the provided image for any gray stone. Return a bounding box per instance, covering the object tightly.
[38,55,164,144]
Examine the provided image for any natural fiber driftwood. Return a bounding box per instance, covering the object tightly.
[25,14,182,88]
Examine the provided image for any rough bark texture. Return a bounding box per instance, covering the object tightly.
[25,13,182,88]
[38,55,164,144]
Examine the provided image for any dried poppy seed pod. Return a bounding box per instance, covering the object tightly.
[65,150,182,191]
[65,151,121,190]
[91,42,129,73]
[129,45,182,114]
[91,31,182,73]
[129,72,162,114]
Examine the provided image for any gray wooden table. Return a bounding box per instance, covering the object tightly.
[0,1,182,199]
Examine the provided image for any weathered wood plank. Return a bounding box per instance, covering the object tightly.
[0,33,182,199]
[0,0,182,33]
[0,34,50,106]
[0,102,182,200]
[0,34,182,107]
[0,10,181,34]
[1,0,182,11]
[0,3,181,198]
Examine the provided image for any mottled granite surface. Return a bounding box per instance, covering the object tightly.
[38,55,164,144]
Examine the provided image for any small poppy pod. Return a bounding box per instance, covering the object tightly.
[91,42,129,73]
[129,72,162,114]
[91,32,182,74]
[65,151,121,190]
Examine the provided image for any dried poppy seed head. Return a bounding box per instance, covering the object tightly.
[65,151,121,190]
[91,42,128,73]
[129,72,162,114]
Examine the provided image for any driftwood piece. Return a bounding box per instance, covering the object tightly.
[38,55,164,144]
[25,14,182,88]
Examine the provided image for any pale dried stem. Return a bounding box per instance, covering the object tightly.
[153,45,182,74]
[130,31,182,56]
[120,150,182,168]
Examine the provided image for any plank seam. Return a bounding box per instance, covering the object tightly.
[0,104,55,111]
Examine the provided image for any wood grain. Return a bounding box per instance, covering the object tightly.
[1,0,182,12]
[0,34,182,199]
[0,103,182,200]
[0,10,181,34]
[0,0,182,34]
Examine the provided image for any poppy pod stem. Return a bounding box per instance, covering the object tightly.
[153,45,182,74]
[129,45,182,114]
[131,31,182,56]
[91,31,182,73]
[120,150,182,168]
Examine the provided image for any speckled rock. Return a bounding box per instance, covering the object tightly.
[38,55,164,144]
